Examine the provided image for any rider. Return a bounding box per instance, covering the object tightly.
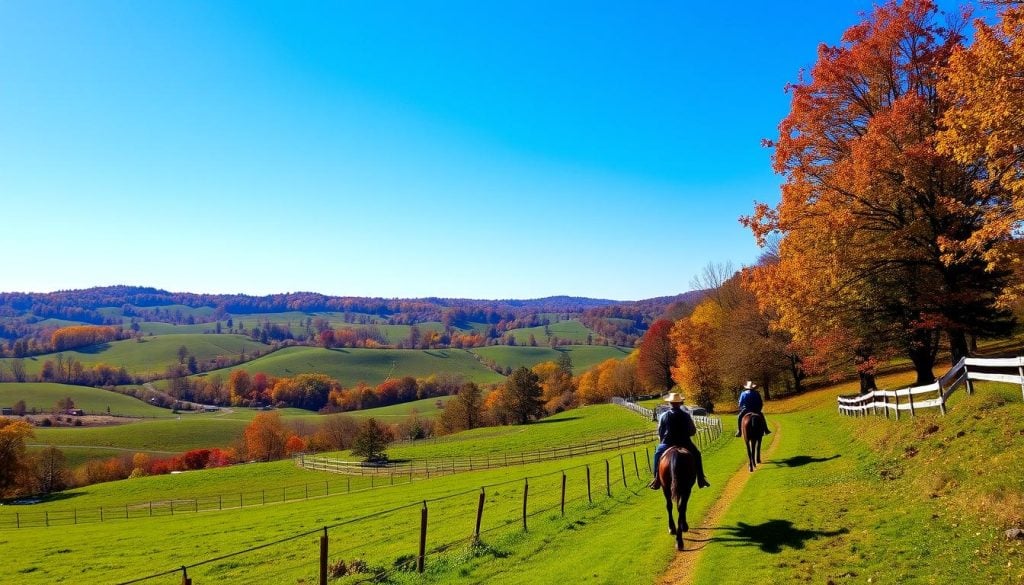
[649,392,710,490]
[735,380,771,437]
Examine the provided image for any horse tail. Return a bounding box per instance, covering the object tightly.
[669,450,679,504]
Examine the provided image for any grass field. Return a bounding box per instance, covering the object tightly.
[0,334,273,378]
[504,319,596,345]
[3,370,1023,583]
[471,345,632,374]
[0,383,175,418]
[196,346,506,387]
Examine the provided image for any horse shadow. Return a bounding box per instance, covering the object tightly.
[709,519,848,553]
[769,454,841,468]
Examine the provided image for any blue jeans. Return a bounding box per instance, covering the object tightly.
[653,443,670,475]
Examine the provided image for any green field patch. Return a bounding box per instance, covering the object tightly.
[504,319,596,345]
[471,345,632,374]
[203,346,505,387]
[32,417,250,453]
[0,334,272,377]
[0,383,174,418]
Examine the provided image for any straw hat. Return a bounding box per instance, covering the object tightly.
[743,381,757,390]
[663,392,685,404]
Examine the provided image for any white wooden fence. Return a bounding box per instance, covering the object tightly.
[610,396,723,435]
[837,356,1024,418]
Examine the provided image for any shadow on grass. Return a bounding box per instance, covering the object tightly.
[73,343,112,354]
[769,454,841,468]
[710,519,848,553]
[531,416,581,424]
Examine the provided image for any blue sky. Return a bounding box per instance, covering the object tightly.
[0,1,975,300]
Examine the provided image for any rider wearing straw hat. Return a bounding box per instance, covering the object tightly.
[735,380,771,437]
[649,391,710,490]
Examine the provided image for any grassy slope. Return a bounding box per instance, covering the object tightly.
[0,383,174,418]
[505,319,595,344]
[0,334,272,377]
[471,345,632,374]
[693,373,1024,584]
[198,346,505,386]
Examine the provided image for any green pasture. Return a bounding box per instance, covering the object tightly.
[127,321,220,335]
[0,334,272,378]
[471,345,632,374]
[0,383,174,418]
[200,346,505,386]
[505,319,596,345]
[31,417,251,454]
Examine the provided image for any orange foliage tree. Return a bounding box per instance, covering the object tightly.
[636,319,677,393]
[743,0,1015,387]
[937,2,1024,282]
[244,412,290,461]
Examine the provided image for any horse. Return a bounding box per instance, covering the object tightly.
[657,446,697,551]
[741,412,765,472]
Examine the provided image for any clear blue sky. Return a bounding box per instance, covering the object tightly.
[0,1,975,300]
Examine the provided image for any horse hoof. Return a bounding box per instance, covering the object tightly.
[676,541,685,551]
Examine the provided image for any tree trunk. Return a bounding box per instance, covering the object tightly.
[788,355,805,395]
[858,371,877,394]
[761,376,772,401]
[908,330,940,386]
[947,329,970,365]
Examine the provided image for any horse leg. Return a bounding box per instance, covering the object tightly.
[676,485,692,551]
[664,486,677,536]
[756,438,762,465]
[746,439,754,472]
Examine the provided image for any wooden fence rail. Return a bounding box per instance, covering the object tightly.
[837,356,1024,418]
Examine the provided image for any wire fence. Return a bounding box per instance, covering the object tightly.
[116,447,659,585]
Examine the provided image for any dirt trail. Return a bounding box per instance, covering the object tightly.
[658,424,783,585]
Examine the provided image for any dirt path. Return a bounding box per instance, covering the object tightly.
[657,423,783,585]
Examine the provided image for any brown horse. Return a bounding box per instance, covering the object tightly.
[741,412,765,472]
[657,446,697,551]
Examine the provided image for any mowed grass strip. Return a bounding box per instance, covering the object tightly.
[692,376,1024,584]
[0,334,272,377]
[0,383,174,418]
[200,346,506,386]
[471,345,633,374]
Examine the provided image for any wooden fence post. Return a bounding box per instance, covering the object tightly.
[522,479,529,532]
[907,390,915,417]
[882,393,889,419]
[632,451,639,478]
[560,473,566,516]
[645,447,651,474]
[474,489,485,541]
[605,460,611,497]
[894,392,900,421]
[586,465,592,504]
[938,384,946,416]
[965,362,974,394]
[620,454,626,487]
[418,501,428,573]
[181,566,191,585]
[320,527,328,585]
[1018,361,1024,402]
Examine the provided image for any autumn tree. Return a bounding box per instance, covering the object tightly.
[351,418,393,462]
[228,370,252,406]
[937,2,1024,281]
[670,301,723,411]
[243,412,290,461]
[636,319,677,393]
[437,382,485,434]
[0,418,33,497]
[310,414,359,451]
[500,367,545,424]
[744,0,1015,386]
[29,446,69,494]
